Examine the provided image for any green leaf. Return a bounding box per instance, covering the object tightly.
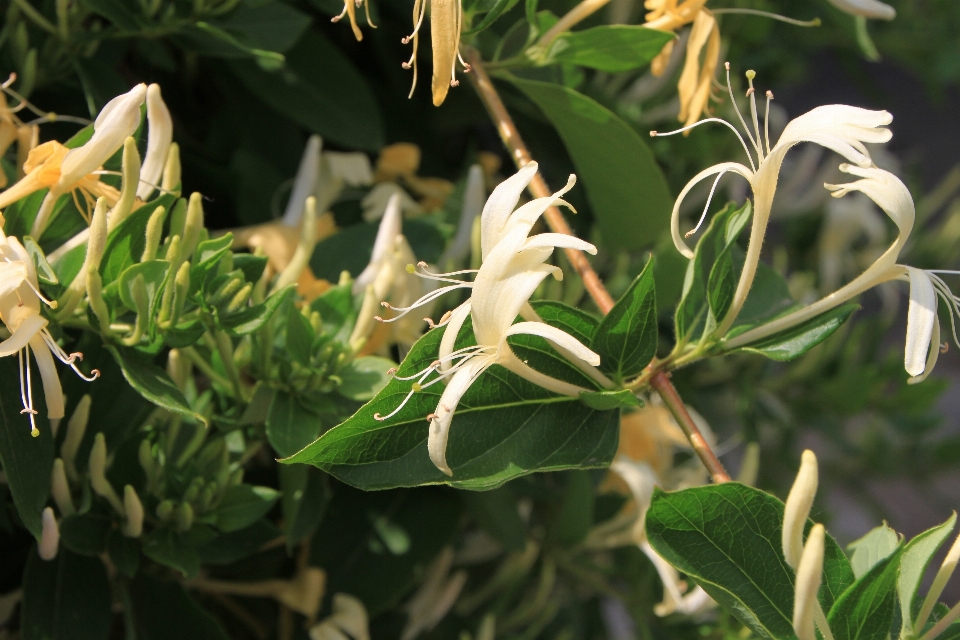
[21,550,112,640]
[550,470,594,546]
[734,303,860,361]
[465,0,522,34]
[220,284,294,336]
[197,519,282,565]
[228,30,383,151]
[504,76,672,249]
[107,530,140,578]
[100,196,175,285]
[847,523,899,579]
[81,0,146,30]
[266,390,324,458]
[142,527,201,578]
[542,25,675,72]
[313,486,460,615]
[59,514,111,557]
[213,484,281,532]
[129,574,229,640]
[645,483,854,639]
[0,357,53,538]
[338,356,396,401]
[279,465,328,549]
[899,513,957,638]
[211,2,312,53]
[23,236,58,284]
[310,281,357,343]
[579,389,642,410]
[828,543,905,640]
[118,260,169,312]
[462,485,527,552]
[591,258,657,381]
[283,302,619,490]
[106,346,207,425]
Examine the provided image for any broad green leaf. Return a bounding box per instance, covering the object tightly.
[220,284,295,336]
[106,346,207,425]
[310,281,357,343]
[283,302,619,490]
[59,513,111,557]
[542,25,675,72]
[233,253,268,285]
[465,0,522,34]
[313,485,460,615]
[504,76,673,249]
[267,390,324,458]
[550,470,594,546]
[213,485,281,532]
[848,523,899,579]
[99,195,175,284]
[462,485,527,552]
[646,483,854,640]
[21,550,112,640]
[142,527,200,578]
[579,389,642,410]
[899,513,957,638]
[212,2,312,53]
[279,465,328,549]
[118,260,169,313]
[0,357,53,538]
[828,544,905,640]
[107,530,140,578]
[128,574,229,640]
[591,258,657,381]
[734,303,860,361]
[338,356,396,401]
[229,31,383,151]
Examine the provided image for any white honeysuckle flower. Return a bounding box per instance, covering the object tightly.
[282,135,374,227]
[372,162,605,476]
[38,507,59,561]
[362,182,423,222]
[793,524,827,640]
[309,593,370,640]
[782,449,819,570]
[400,547,468,640]
[724,165,960,383]
[439,164,485,267]
[0,230,99,436]
[136,84,173,201]
[653,65,893,336]
[827,0,895,20]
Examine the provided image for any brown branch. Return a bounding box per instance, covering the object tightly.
[466,49,730,483]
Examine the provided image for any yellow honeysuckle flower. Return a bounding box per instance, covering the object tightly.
[0,84,39,190]
[331,0,377,41]
[402,0,468,106]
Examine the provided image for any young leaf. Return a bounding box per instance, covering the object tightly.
[213,485,281,533]
[21,550,112,640]
[464,0,522,34]
[899,513,957,638]
[828,543,905,640]
[732,303,860,361]
[106,346,208,426]
[100,195,175,285]
[645,483,854,639]
[591,257,657,381]
[847,523,899,579]
[219,283,294,336]
[504,76,673,250]
[283,301,619,491]
[266,390,324,458]
[542,25,675,72]
[23,236,58,285]
[142,527,200,578]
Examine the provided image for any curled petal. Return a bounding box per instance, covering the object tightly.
[428,358,489,476]
[481,161,538,258]
[783,449,818,569]
[827,0,896,20]
[0,314,47,357]
[137,84,173,200]
[438,301,471,372]
[670,162,754,258]
[905,266,938,378]
[504,321,600,366]
[521,232,597,255]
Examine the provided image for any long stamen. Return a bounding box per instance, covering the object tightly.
[724,62,760,167]
[745,71,764,161]
[374,364,438,421]
[376,284,473,322]
[392,345,487,380]
[23,278,58,309]
[18,349,29,422]
[764,90,774,157]
[651,118,757,173]
[41,332,101,382]
[686,169,729,238]
[24,344,38,436]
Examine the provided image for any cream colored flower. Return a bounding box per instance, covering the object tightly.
[309,594,370,640]
[402,0,468,106]
[331,0,377,41]
[137,84,173,201]
[400,547,467,640]
[827,0,895,20]
[793,524,826,640]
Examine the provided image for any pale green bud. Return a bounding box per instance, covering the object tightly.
[61,395,91,481]
[122,485,144,538]
[50,458,75,517]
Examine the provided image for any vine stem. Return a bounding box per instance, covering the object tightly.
[465,50,730,484]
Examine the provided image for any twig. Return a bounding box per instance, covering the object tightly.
[466,49,730,483]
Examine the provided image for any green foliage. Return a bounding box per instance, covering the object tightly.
[540,25,675,72]
[591,257,657,381]
[21,550,112,640]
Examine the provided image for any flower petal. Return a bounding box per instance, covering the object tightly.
[353,193,403,295]
[137,84,173,201]
[480,162,538,258]
[429,358,489,476]
[30,334,65,419]
[504,321,600,366]
[438,300,471,372]
[521,232,597,255]
[283,136,323,226]
[905,266,937,377]
[0,314,47,357]
[827,0,896,20]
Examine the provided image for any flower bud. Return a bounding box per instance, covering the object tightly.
[89,433,125,515]
[141,205,167,262]
[122,485,144,537]
[161,142,181,195]
[50,458,75,517]
[181,192,204,261]
[225,283,253,314]
[107,137,141,231]
[87,270,111,335]
[156,499,175,521]
[783,450,818,569]
[61,395,91,481]
[167,349,190,393]
[211,276,244,306]
[916,530,960,632]
[476,615,496,640]
[175,502,194,532]
[273,196,318,293]
[38,507,60,561]
[169,261,190,327]
[793,524,825,640]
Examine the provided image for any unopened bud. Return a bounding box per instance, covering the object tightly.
[122,485,144,537]
[477,614,496,640]
[792,524,825,640]
[89,433,125,515]
[50,458,75,516]
[199,482,218,511]
[87,197,109,271]
[225,283,253,314]
[175,501,194,532]
[156,499,175,521]
[108,137,141,231]
[161,142,181,195]
[182,192,204,260]
[783,450,818,569]
[141,205,167,262]
[273,196,318,293]
[61,395,91,481]
[169,260,190,327]
[167,349,190,393]
[87,271,111,335]
[916,529,960,632]
[211,275,244,306]
[169,197,188,240]
[38,507,59,561]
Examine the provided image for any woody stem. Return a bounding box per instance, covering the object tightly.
[466,50,730,484]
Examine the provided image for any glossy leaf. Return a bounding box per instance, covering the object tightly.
[645,483,854,640]
[21,550,112,640]
[543,25,675,72]
[284,301,619,491]
[106,346,207,425]
[213,485,280,532]
[591,257,657,381]
[505,76,673,249]
[734,303,860,362]
[266,390,324,458]
[899,513,957,638]
[828,543,905,640]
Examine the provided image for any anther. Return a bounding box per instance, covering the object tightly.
[401,36,411,44]
[745,70,756,80]
[412,383,422,392]
[331,15,341,22]
[649,131,658,137]
[451,80,459,87]
[745,87,755,96]
[766,90,774,99]
[21,408,38,415]
[374,316,384,322]
[724,61,731,70]
[374,413,386,421]
[942,342,950,354]
[387,367,398,376]
[381,301,390,308]
[406,264,416,274]
[417,261,428,268]
[69,352,84,362]
[463,64,472,72]
[402,62,412,69]
[90,369,100,379]
[426,414,438,422]
[424,317,436,328]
